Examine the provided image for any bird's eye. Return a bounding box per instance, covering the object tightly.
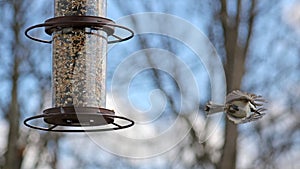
[231,105,239,111]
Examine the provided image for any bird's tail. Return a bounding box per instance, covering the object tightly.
[205,101,225,115]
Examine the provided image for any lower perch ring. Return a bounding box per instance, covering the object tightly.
[24,106,134,132]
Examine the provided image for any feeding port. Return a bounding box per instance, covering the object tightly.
[24,0,134,132]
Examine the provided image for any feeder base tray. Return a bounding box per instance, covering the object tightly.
[24,106,134,132]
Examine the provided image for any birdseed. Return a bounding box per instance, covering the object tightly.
[52,0,107,107]
[55,0,106,17]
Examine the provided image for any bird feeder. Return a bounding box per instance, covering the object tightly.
[24,0,134,132]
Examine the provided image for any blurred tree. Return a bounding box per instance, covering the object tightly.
[0,0,57,169]
[216,0,256,168]
[110,0,300,169]
[0,1,29,168]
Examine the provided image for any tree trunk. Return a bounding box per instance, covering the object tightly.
[3,1,25,169]
[218,0,247,169]
[4,58,23,169]
[218,1,256,168]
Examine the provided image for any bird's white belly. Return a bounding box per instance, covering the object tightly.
[230,101,251,118]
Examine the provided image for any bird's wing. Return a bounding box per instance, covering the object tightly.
[227,112,266,124]
[226,90,252,103]
[239,113,266,124]
[226,90,267,107]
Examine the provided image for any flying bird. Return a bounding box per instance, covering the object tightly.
[205,90,267,124]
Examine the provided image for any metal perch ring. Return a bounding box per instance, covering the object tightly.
[24,106,134,132]
[25,16,134,44]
